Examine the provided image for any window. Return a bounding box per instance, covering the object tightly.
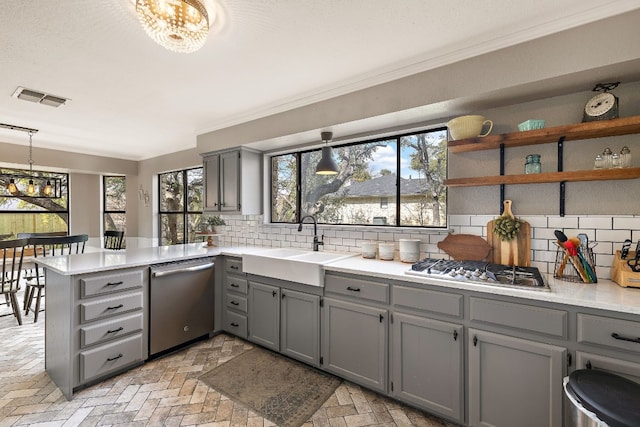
[158,167,203,245]
[270,127,447,227]
[0,167,69,235]
[104,176,126,234]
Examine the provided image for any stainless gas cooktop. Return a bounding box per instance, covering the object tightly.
[406,258,550,291]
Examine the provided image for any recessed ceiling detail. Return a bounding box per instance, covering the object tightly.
[12,87,69,108]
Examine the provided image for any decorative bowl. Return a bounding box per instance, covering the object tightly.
[518,119,546,131]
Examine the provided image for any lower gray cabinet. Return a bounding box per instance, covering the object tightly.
[574,351,640,384]
[322,297,387,393]
[468,328,566,427]
[248,281,280,351]
[391,312,463,423]
[281,289,320,366]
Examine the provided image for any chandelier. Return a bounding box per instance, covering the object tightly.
[135,0,212,53]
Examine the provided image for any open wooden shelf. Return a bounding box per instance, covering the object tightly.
[445,167,640,187]
[447,115,640,153]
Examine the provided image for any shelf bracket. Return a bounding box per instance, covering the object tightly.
[499,143,505,212]
[557,136,566,216]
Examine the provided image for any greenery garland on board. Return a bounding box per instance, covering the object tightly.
[492,215,523,241]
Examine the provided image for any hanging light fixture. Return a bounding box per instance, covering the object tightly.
[135,0,213,53]
[26,131,36,195]
[316,131,339,175]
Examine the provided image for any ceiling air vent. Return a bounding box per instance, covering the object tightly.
[12,86,69,108]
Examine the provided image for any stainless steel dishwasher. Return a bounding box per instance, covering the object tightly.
[149,257,214,357]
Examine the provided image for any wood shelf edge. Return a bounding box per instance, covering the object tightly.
[445,168,640,187]
[447,115,640,153]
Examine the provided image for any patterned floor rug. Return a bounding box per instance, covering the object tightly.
[199,346,342,427]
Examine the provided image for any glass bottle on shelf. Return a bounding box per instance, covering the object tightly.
[602,147,613,169]
[620,146,631,168]
[611,152,622,168]
[594,154,605,169]
[524,154,541,174]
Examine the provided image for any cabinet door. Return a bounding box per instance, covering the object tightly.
[203,153,220,211]
[281,289,320,367]
[220,150,240,212]
[248,282,280,351]
[468,329,565,427]
[391,312,463,423]
[575,351,640,384]
[322,297,387,393]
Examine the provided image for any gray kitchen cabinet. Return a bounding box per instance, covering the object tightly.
[281,288,320,367]
[202,148,262,215]
[248,281,280,351]
[322,297,388,393]
[391,312,463,423]
[222,257,248,338]
[468,328,565,427]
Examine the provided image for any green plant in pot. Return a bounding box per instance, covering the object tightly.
[202,215,226,233]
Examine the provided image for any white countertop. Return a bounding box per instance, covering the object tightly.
[35,243,640,315]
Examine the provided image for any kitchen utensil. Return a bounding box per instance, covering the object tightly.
[554,230,591,282]
[436,233,492,261]
[569,237,597,283]
[621,239,632,259]
[486,200,531,266]
[627,241,640,272]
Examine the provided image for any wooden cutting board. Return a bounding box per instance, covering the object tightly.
[486,200,531,266]
[437,233,492,261]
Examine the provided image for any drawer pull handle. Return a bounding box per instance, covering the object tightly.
[107,353,123,362]
[230,322,239,327]
[453,330,458,341]
[106,304,124,310]
[347,286,361,292]
[230,283,239,288]
[230,301,239,306]
[106,281,123,286]
[107,327,124,334]
[611,332,640,344]
[473,336,478,347]
[230,265,239,270]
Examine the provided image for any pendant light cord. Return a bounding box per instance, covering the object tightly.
[28,131,34,175]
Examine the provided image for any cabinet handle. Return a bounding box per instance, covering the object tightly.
[586,360,592,369]
[473,336,478,347]
[230,322,239,327]
[611,332,640,344]
[230,301,239,306]
[346,286,360,292]
[282,293,286,299]
[272,290,277,297]
[107,327,124,334]
[230,265,239,270]
[107,353,123,362]
[106,281,123,286]
[230,283,239,287]
[379,313,384,323]
[106,304,124,310]
[453,330,458,341]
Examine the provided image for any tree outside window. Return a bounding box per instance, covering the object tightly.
[104,176,126,236]
[270,128,447,227]
[158,167,203,245]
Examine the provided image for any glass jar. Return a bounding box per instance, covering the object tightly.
[620,146,632,168]
[524,154,541,174]
[602,147,613,169]
[594,154,605,169]
[611,152,622,168]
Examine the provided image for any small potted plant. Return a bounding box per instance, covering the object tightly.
[202,215,226,233]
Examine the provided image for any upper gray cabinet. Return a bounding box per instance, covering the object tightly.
[202,147,262,215]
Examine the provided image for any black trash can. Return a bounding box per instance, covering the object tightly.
[564,369,640,426]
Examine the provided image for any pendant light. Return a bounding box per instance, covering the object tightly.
[316,131,338,175]
[26,131,36,195]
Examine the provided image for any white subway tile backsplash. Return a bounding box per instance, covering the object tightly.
[579,217,613,229]
[613,216,640,230]
[459,226,483,235]
[448,215,471,226]
[547,216,579,229]
[596,229,633,243]
[470,215,495,226]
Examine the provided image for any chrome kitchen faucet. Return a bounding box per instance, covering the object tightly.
[298,215,324,251]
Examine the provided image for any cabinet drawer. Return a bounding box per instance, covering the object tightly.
[469,297,567,339]
[80,313,144,348]
[325,275,389,304]
[225,276,248,294]
[224,311,247,338]
[80,292,143,323]
[393,285,463,318]
[575,351,640,384]
[225,293,247,313]
[577,313,640,354]
[81,270,144,298]
[225,258,243,274]
[80,333,144,382]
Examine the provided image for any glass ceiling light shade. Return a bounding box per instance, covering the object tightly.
[136,0,211,53]
[316,131,339,175]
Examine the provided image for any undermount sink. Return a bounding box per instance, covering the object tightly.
[242,248,357,286]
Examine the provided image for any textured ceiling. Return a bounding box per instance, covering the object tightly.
[0,0,638,161]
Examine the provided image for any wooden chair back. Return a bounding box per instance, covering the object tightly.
[1,238,29,295]
[104,230,125,250]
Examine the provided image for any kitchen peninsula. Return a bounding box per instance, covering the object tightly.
[36,244,640,426]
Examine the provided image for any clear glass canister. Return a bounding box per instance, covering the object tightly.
[611,152,622,168]
[594,154,605,169]
[602,147,613,169]
[620,146,632,168]
[524,154,541,174]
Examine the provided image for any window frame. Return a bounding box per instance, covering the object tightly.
[157,166,203,246]
[103,175,126,233]
[269,126,448,228]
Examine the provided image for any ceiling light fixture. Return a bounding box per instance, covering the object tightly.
[316,131,339,175]
[135,0,212,53]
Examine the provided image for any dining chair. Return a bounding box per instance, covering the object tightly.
[24,234,88,323]
[1,238,29,325]
[104,230,125,250]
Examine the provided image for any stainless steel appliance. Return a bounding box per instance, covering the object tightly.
[406,258,550,291]
[149,257,215,357]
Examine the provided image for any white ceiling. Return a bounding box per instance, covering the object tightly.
[1,0,638,161]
